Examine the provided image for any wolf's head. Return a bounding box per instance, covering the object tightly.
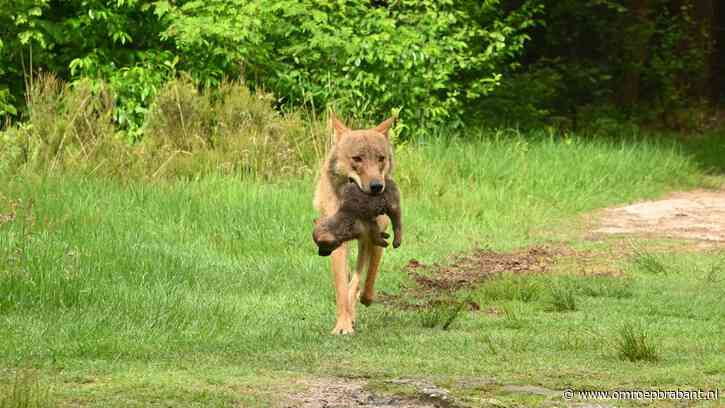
[330,113,395,195]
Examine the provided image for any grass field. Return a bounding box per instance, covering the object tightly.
[1,133,724,407]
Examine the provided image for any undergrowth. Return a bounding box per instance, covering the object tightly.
[0,74,328,180]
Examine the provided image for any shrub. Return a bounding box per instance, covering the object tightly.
[0,74,328,180]
[142,0,541,136]
[0,73,124,174]
[472,65,565,129]
[143,77,327,179]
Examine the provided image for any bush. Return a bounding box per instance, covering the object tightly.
[0,74,124,175]
[0,75,328,180]
[0,0,540,137]
[142,77,327,179]
[473,65,565,129]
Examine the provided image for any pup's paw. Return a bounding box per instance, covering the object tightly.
[360,294,374,306]
[372,238,389,248]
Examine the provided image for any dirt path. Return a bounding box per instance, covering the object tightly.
[282,378,455,408]
[281,377,616,408]
[592,189,725,244]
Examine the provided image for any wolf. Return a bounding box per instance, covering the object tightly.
[313,113,397,335]
[313,178,402,256]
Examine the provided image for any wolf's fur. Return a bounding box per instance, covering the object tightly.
[313,113,396,335]
[313,179,402,256]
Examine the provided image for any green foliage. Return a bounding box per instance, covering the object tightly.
[154,0,269,88]
[143,75,328,179]
[72,51,179,142]
[0,0,539,137]
[0,0,719,133]
[0,0,169,127]
[157,0,540,134]
[488,0,717,129]
[646,2,711,116]
[473,64,564,128]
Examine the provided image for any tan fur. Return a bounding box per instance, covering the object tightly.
[313,113,395,335]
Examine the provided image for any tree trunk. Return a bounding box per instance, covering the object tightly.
[617,0,652,107]
[694,0,714,101]
[706,0,723,103]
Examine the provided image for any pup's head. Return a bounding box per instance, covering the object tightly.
[330,113,395,196]
[312,218,340,257]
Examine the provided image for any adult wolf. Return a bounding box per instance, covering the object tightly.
[313,113,397,335]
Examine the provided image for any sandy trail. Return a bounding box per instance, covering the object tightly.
[593,189,725,243]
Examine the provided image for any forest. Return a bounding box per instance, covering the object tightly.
[1,0,722,139]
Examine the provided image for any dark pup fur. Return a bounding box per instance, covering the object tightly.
[313,178,402,257]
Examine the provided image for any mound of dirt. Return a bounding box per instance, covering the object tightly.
[593,189,725,243]
[404,246,556,292]
[380,246,559,309]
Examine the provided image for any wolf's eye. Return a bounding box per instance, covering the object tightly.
[377,155,385,163]
[352,156,363,163]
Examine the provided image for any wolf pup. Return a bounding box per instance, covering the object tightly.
[313,178,402,257]
[313,113,397,335]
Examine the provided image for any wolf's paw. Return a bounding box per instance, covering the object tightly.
[330,319,355,335]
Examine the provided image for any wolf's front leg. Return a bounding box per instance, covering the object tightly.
[330,243,354,335]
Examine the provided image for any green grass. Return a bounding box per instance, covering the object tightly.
[1,133,724,406]
[418,300,466,330]
[0,372,53,408]
[548,284,578,312]
[617,323,660,363]
[630,242,670,275]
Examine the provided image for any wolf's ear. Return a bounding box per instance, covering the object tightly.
[374,117,395,139]
[330,112,350,143]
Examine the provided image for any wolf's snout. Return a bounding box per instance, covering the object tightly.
[369,180,384,194]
